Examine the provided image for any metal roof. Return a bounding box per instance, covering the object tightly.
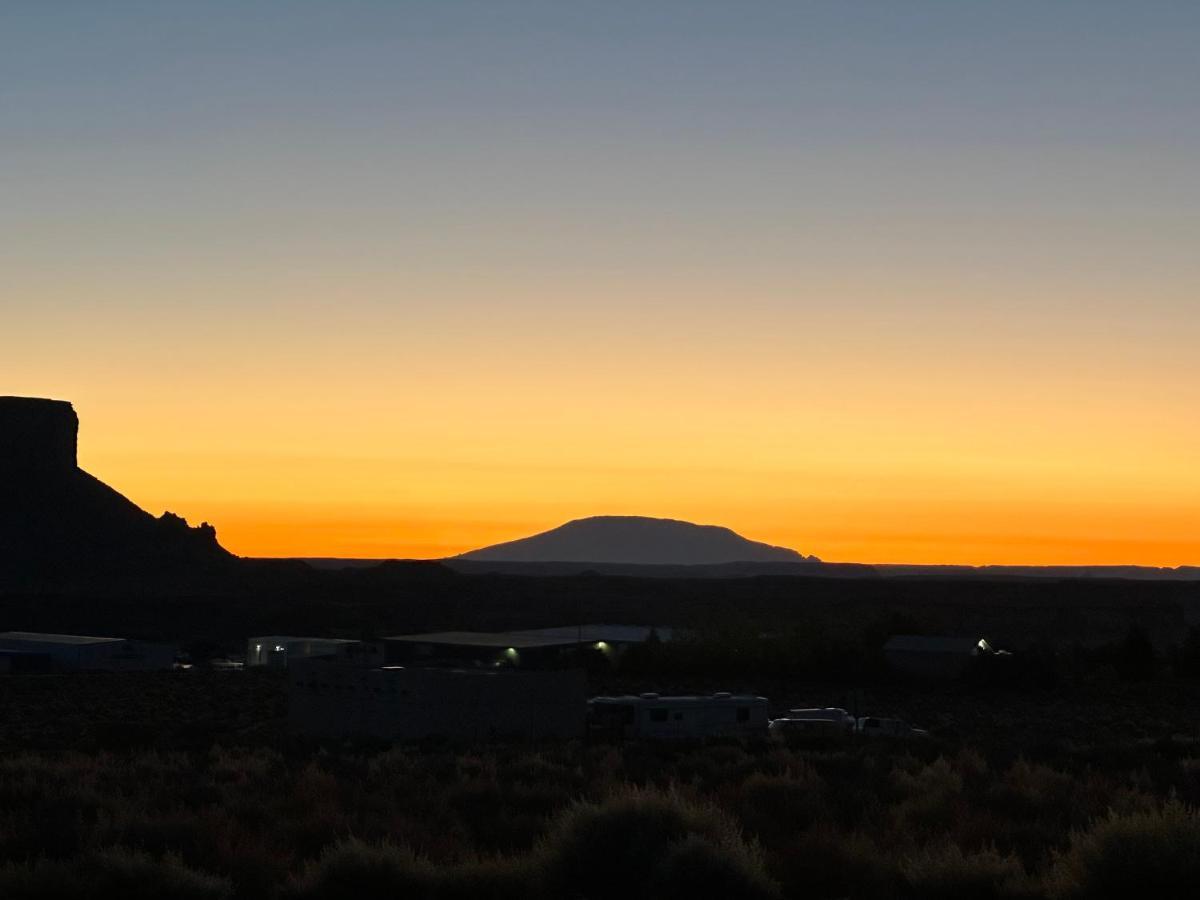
[509,625,673,643]
[387,625,672,649]
[385,631,582,649]
[0,631,124,645]
[591,694,768,705]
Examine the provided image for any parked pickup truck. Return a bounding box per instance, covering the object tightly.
[768,707,855,739]
[854,716,929,739]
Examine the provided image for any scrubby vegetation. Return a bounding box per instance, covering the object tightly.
[3,732,1200,898]
[6,572,1200,898]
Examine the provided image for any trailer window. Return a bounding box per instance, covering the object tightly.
[649,708,668,723]
[736,707,750,722]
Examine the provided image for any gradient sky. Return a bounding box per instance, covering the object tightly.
[4,1,1199,564]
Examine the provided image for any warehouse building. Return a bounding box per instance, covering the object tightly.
[288,657,587,741]
[883,634,1000,679]
[246,636,379,668]
[0,632,174,672]
[384,624,671,668]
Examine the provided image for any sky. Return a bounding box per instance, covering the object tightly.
[3,1,1199,564]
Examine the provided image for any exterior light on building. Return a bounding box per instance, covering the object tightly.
[594,641,610,652]
[504,647,519,663]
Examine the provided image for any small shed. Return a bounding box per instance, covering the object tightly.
[884,635,994,679]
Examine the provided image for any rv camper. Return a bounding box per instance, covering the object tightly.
[588,692,770,740]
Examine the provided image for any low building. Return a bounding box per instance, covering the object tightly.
[246,636,377,668]
[0,632,173,672]
[510,625,674,645]
[883,634,996,679]
[0,650,53,675]
[588,692,771,740]
[288,657,587,741]
[384,624,672,668]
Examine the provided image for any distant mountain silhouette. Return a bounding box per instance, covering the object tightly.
[0,397,232,586]
[444,558,877,579]
[456,515,818,566]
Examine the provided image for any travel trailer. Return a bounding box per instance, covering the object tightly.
[588,692,770,740]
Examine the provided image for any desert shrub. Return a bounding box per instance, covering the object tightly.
[286,838,437,900]
[444,777,558,852]
[1046,799,1200,899]
[770,826,897,899]
[436,856,533,900]
[536,786,779,899]
[901,842,1035,900]
[678,742,753,784]
[650,834,780,898]
[890,757,965,836]
[953,747,990,783]
[731,768,826,845]
[989,760,1074,820]
[0,847,231,900]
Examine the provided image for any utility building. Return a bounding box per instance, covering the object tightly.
[246,636,377,669]
[0,632,173,672]
[883,635,999,679]
[288,657,587,741]
[384,624,671,668]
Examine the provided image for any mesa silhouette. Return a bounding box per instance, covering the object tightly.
[456,515,818,566]
[0,397,231,586]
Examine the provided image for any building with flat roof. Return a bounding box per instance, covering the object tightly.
[0,632,173,671]
[246,636,377,668]
[383,624,672,668]
[509,625,674,644]
[288,657,587,741]
[883,634,997,679]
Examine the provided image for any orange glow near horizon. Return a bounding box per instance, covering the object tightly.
[6,6,1199,567]
[13,278,1199,567]
[54,353,1199,566]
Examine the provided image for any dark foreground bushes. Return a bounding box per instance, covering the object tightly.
[0,847,232,900]
[286,788,778,900]
[1046,800,1200,899]
[4,741,1200,899]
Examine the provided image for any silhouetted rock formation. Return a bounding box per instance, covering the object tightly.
[0,396,232,586]
[457,515,818,566]
[0,396,79,473]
